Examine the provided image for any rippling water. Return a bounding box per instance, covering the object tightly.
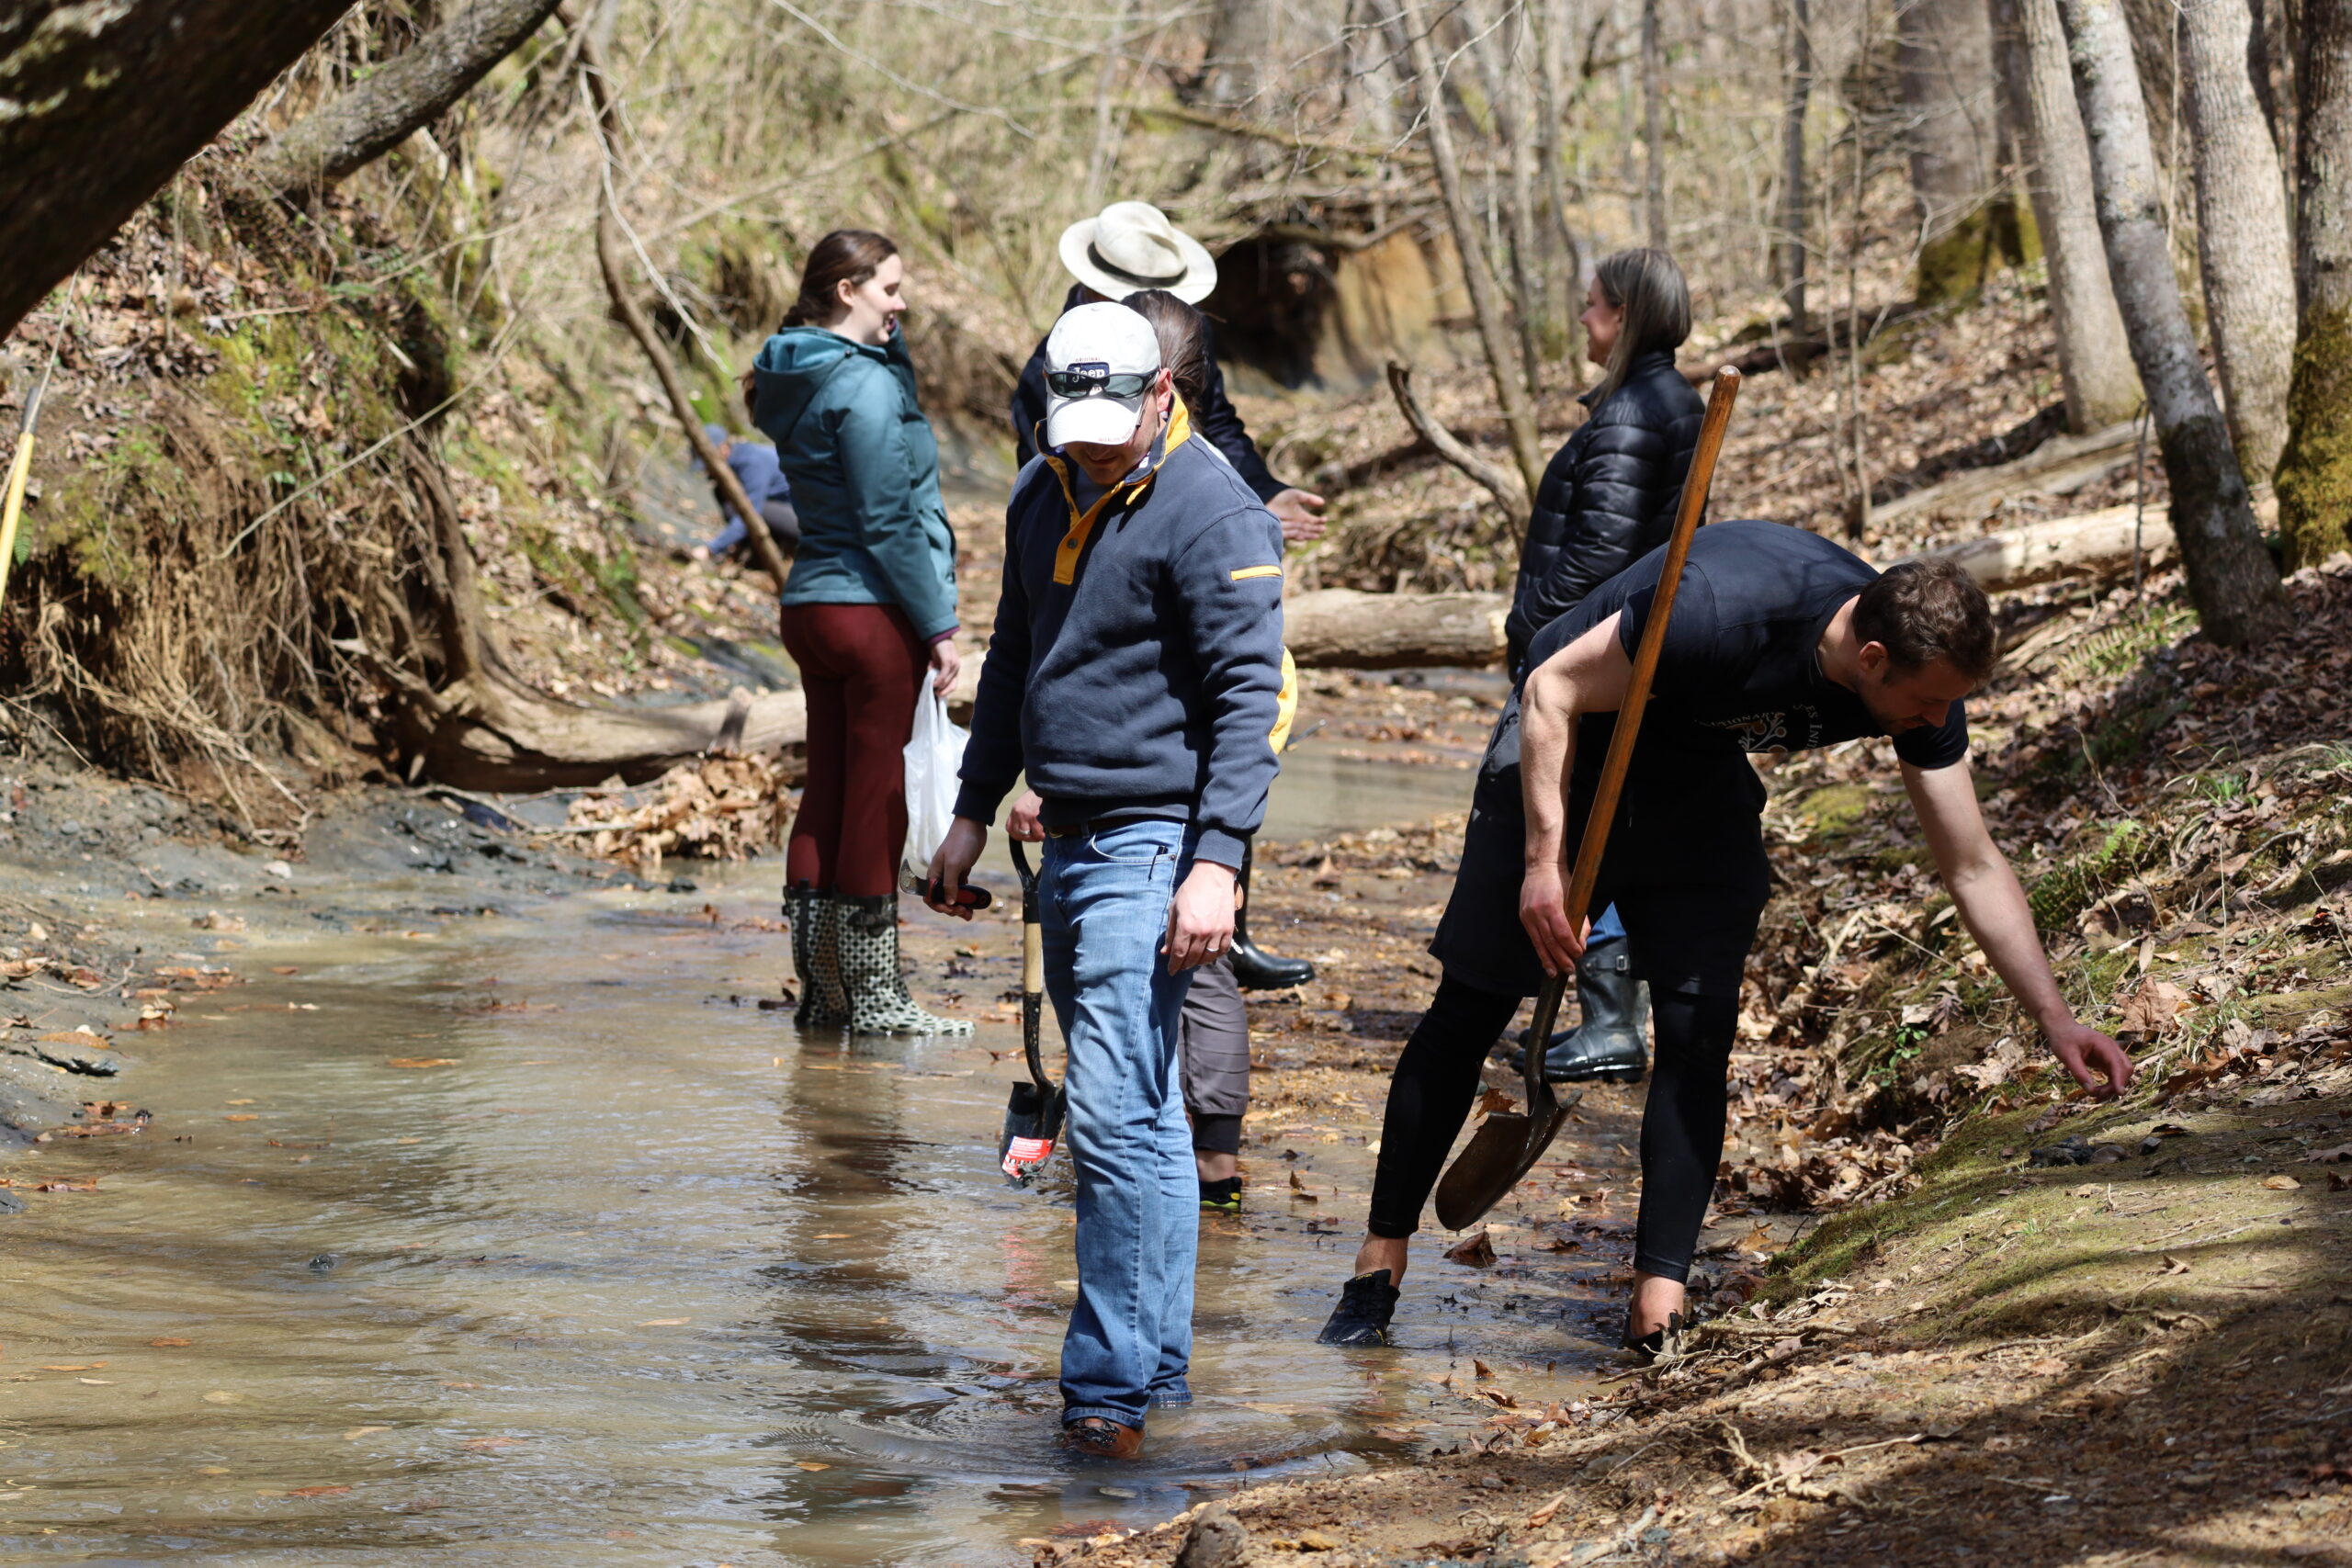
[0,759,1611,1566]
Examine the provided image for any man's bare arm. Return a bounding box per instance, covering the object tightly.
[1518,615,1634,976]
[1902,759,2134,1098]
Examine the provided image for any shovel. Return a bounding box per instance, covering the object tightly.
[999,839,1066,1185]
[1432,366,1744,1233]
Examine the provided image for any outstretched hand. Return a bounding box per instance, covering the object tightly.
[1518,862,1589,978]
[2045,1019,2134,1100]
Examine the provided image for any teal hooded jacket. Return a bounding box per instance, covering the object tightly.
[750,325,958,640]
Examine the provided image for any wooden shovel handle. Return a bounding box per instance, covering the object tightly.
[1518,367,1741,1105]
[1559,367,1743,933]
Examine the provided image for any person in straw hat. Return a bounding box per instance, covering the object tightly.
[1012,200,1324,998]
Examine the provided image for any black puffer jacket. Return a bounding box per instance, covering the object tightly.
[1505,349,1704,677]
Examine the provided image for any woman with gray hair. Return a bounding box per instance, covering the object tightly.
[1503,247,1703,1090]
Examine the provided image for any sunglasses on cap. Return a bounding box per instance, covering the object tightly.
[1046,366,1156,399]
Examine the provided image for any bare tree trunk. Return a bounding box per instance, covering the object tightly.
[1899,0,2004,303]
[571,17,790,591]
[1198,0,1274,109]
[0,0,356,337]
[1532,0,1589,385]
[253,0,566,197]
[2181,0,2299,484]
[2056,0,2290,642]
[2276,0,2352,565]
[1397,0,1547,492]
[1385,361,1530,520]
[1994,0,2143,431]
[1642,0,1668,248]
[1780,0,1814,342]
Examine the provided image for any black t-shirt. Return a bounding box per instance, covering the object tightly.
[1521,519,1970,797]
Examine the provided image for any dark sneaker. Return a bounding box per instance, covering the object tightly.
[1061,1416,1144,1460]
[1199,1176,1243,1214]
[1316,1269,1400,1347]
[1623,1311,1687,1366]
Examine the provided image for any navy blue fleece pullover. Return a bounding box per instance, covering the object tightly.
[953,402,1286,868]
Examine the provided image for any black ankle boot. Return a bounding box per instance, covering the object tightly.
[1316,1269,1400,1347]
[1508,934,1648,1084]
[1227,845,1314,991]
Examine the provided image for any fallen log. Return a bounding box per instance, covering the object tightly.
[1902,503,2177,589]
[1284,587,1508,669]
[1869,420,2143,530]
[378,437,808,792]
[1278,505,2193,676]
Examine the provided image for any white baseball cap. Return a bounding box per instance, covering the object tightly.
[1044,302,1163,449]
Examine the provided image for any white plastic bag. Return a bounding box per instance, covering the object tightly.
[901,684,969,871]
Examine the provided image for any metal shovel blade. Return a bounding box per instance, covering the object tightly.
[1431,1087,1582,1231]
[1432,975,1580,1232]
[999,1077,1065,1186]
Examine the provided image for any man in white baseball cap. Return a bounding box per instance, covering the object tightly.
[930,297,1289,1460]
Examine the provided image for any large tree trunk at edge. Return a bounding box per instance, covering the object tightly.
[1779,0,1815,337]
[253,0,568,197]
[0,0,356,338]
[1899,0,2004,303]
[2055,0,2291,643]
[2181,0,2299,485]
[2276,0,2352,566]
[1993,0,2143,431]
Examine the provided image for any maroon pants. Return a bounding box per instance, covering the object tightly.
[780,602,927,898]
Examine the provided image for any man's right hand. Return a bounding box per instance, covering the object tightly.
[925,818,989,920]
[1520,862,1589,977]
[1006,790,1046,842]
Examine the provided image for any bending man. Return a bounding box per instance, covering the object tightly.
[1317,520,2134,1358]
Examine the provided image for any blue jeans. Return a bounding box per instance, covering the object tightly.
[1039,818,1200,1430]
[1590,901,1626,944]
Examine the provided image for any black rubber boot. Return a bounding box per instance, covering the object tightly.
[1316,1269,1401,1347]
[1227,844,1315,991]
[1508,934,1648,1084]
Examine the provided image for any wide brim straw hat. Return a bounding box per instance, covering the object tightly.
[1057,201,1218,304]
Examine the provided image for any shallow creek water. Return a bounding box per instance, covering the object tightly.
[0,757,1612,1566]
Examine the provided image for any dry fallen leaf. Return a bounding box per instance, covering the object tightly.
[149,1337,192,1348]
[460,1437,523,1452]
[1442,1229,1497,1267]
[2116,978,2193,1037]
[813,1233,852,1240]
[2305,1144,2352,1165]
[388,1058,458,1069]
[223,1114,258,1122]
[2263,1175,2302,1190]
[795,1461,831,1472]
[2027,1358,2069,1376]
[286,1485,351,1497]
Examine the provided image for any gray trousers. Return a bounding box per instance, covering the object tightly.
[1180,953,1250,1154]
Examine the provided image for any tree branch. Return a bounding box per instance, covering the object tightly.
[254,0,570,197]
[1386,360,1530,521]
[566,8,791,591]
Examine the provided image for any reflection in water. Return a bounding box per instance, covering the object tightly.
[0,757,1604,1566]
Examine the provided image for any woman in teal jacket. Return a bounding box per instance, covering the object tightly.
[752,230,967,1038]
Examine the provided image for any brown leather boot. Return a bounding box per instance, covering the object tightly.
[1060,1416,1144,1460]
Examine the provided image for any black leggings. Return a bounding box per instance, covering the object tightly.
[1365,976,1739,1284]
